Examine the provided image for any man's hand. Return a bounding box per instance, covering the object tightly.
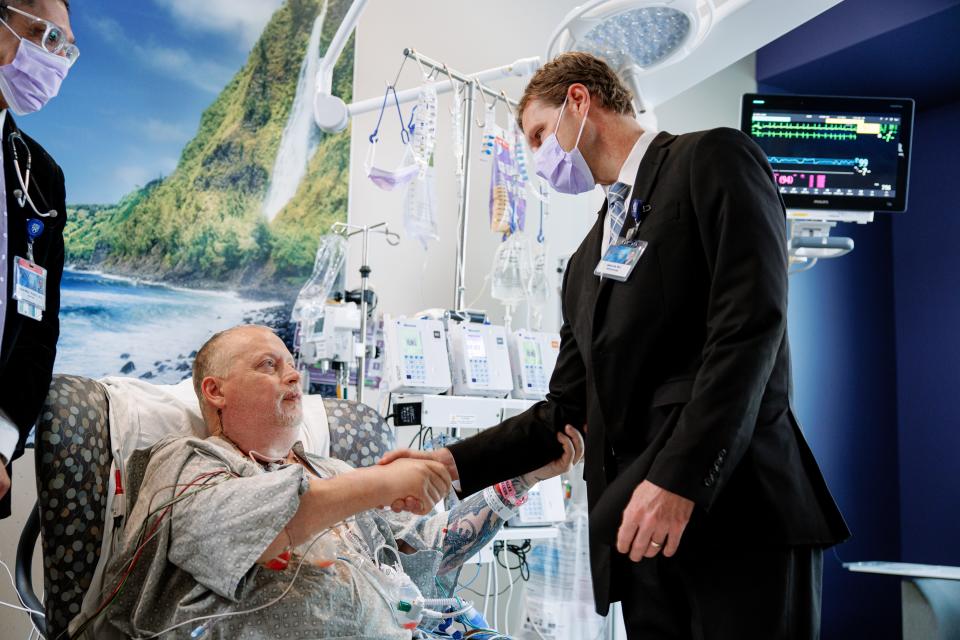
[0,464,9,502]
[378,447,458,513]
[616,480,694,562]
[521,425,584,487]
[369,458,452,516]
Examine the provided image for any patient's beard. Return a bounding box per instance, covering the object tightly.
[218,401,302,462]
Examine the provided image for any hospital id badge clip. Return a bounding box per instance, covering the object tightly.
[594,239,648,282]
[13,256,47,315]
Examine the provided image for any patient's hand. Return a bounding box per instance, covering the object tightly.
[521,425,584,488]
[370,458,452,516]
[378,447,458,514]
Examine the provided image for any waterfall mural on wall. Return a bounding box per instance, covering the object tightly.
[53,0,355,382]
[262,1,329,221]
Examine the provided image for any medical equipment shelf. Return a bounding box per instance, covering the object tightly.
[392,394,537,430]
[495,525,558,542]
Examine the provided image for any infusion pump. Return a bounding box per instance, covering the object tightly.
[383,318,452,394]
[507,330,560,400]
[299,303,361,365]
[446,323,514,398]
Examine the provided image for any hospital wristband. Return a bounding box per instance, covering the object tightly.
[494,479,528,507]
[482,485,519,520]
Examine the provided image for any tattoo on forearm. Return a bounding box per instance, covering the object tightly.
[439,492,504,574]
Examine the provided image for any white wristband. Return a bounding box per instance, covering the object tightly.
[482,485,518,520]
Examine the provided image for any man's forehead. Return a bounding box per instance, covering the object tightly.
[224,327,288,362]
[521,98,554,131]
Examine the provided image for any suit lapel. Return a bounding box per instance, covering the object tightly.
[591,131,674,331]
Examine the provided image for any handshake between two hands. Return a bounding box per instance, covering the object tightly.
[371,422,697,564]
[373,425,585,516]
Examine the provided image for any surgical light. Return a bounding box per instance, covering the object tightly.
[547,0,749,121]
[578,6,693,70]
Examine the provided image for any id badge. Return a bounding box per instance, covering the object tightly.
[13,256,47,311]
[594,240,648,282]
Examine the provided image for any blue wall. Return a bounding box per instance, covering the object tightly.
[785,217,902,639]
[892,98,960,566]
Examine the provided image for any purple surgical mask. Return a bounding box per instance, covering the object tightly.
[534,96,595,195]
[0,20,70,116]
[365,143,421,191]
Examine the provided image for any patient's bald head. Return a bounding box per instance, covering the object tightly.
[192,325,261,417]
[192,325,303,447]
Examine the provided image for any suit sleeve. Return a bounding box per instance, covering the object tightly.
[0,163,65,460]
[645,128,788,510]
[447,262,587,496]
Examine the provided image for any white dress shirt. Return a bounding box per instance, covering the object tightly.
[601,128,658,257]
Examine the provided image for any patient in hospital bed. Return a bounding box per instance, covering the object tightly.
[80,324,581,639]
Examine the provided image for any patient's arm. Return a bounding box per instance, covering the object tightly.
[437,425,584,573]
[438,477,531,574]
[258,458,451,563]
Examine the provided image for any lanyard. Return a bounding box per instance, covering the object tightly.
[623,197,652,243]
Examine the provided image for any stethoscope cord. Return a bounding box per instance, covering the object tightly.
[7,130,57,218]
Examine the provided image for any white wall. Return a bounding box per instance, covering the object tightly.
[345,0,595,334]
[345,0,757,333]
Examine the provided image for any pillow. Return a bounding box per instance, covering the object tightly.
[99,377,331,468]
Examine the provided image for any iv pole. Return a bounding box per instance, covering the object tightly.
[331,220,398,403]
[398,48,521,310]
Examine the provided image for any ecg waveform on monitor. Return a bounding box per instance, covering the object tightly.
[751,122,857,141]
[751,119,900,143]
[767,156,859,167]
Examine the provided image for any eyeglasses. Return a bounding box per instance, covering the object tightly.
[4,5,79,66]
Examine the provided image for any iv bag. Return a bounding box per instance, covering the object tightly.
[410,83,438,170]
[404,166,439,249]
[528,244,550,330]
[488,128,514,235]
[491,233,532,306]
[291,233,348,325]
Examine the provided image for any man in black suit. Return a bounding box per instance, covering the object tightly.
[382,52,850,638]
[0,0,75,518]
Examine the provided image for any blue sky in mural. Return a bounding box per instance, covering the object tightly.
[16,0,285,204]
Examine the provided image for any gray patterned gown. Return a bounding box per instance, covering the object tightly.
[89,435,465,639]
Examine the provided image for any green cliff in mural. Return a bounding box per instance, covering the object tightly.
[64,0,354,292]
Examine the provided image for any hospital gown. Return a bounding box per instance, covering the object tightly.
[90,435,458,639]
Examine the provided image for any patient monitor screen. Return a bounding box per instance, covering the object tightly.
[741,94,913,212]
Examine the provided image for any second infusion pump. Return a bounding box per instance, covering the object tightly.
[447,323,514,398]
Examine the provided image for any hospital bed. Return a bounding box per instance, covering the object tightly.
[13,374,395,639]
